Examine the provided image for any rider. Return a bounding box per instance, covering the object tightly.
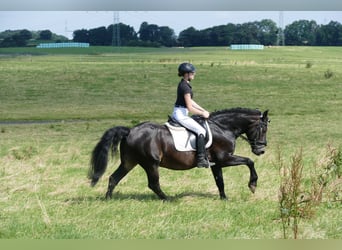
[172,62,211,168]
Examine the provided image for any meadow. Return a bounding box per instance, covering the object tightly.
[0,46,341,239]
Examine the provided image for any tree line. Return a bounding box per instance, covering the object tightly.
[1,19,342,48]
[72,20,342,46]
[0,29,68,47]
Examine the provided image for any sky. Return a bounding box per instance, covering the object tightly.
[1,11,342,39]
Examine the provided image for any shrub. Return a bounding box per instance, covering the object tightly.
[305,62,313,68]
[324,69,334,79]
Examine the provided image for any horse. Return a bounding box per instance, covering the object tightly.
[88,107,269,200]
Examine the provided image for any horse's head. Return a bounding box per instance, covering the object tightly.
[245,110,269,156]
[209,108,270,155]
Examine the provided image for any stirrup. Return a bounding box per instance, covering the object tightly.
[197,158,214,168]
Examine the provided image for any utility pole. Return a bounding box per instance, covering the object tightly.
[64,20,73,40]
[277,11,285,46]
[112,11,121,49]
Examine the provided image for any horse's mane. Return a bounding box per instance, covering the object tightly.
[210,107,261,117]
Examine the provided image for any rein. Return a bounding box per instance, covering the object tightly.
[239,134,251,144]
[239,118,267,147]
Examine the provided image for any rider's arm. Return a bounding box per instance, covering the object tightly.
[184,94,210,118]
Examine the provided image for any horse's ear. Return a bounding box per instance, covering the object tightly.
[262,110,269,120]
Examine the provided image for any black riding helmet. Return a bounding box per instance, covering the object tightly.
[178,62,196,76]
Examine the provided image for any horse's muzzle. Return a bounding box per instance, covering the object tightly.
[252,145,266,155]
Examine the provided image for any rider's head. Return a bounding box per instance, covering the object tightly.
[178,62,196,77]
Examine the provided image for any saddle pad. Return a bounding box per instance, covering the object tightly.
[165,121,213,152]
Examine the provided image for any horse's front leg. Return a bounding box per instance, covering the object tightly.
[211,166,228,200]
[223,155,258,194]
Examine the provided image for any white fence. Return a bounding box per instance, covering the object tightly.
[230,44,264,50]
[36,43,90,48]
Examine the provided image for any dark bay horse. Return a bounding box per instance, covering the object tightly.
[88,108,269,200]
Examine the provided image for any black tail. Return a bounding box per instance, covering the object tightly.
[88,126,130,187]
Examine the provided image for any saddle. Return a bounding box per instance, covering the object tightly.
[165,115,213,152]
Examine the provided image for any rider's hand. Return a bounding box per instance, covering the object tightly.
[202,111,210,119]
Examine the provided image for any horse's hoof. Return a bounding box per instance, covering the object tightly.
[105,192,112,200]
[220,196,228,201]
[161,196,169,202]
[249,184,256,194]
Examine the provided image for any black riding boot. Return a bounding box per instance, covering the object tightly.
[196,134,210,168]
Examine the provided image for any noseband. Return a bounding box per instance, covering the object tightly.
[240,118,267,147]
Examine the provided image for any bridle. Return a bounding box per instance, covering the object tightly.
[240,117,268,148]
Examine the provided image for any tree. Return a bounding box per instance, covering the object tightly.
[3,29,33,47]
[107,23,138,46]
[73,29,89,43]
[158,26,176,47]
[256,19,278,45]
[0,36,16,47]
[285,20,318,45]
[138,22,176,47]
[39,30,52,40]
[233,23,259,44]
[178,27,200,47]
[18,29,32,41]
[138,22,159,43]
[224,23,238,45]
[316,21,342,46]
[88,26,107,46]
[208,26,227,46]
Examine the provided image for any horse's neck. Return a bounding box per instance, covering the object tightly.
[211,114,251,136]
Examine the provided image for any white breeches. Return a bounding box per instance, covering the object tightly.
[172,107,206,136]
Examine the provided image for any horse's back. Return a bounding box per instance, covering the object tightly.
[124,121,197,169]
[125,122,169,152]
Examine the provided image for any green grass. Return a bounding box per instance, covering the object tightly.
[0,46,341,239]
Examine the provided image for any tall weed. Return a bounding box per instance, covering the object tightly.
[277,145,342,239]
[278,148,312,239]
[312,144,342,203]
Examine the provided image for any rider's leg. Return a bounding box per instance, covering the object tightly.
[172,108,210,168]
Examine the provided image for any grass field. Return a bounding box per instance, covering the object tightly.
[0,46,341,239]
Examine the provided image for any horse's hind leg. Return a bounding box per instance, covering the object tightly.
[143,163,168,200]
[105,162,134,199]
